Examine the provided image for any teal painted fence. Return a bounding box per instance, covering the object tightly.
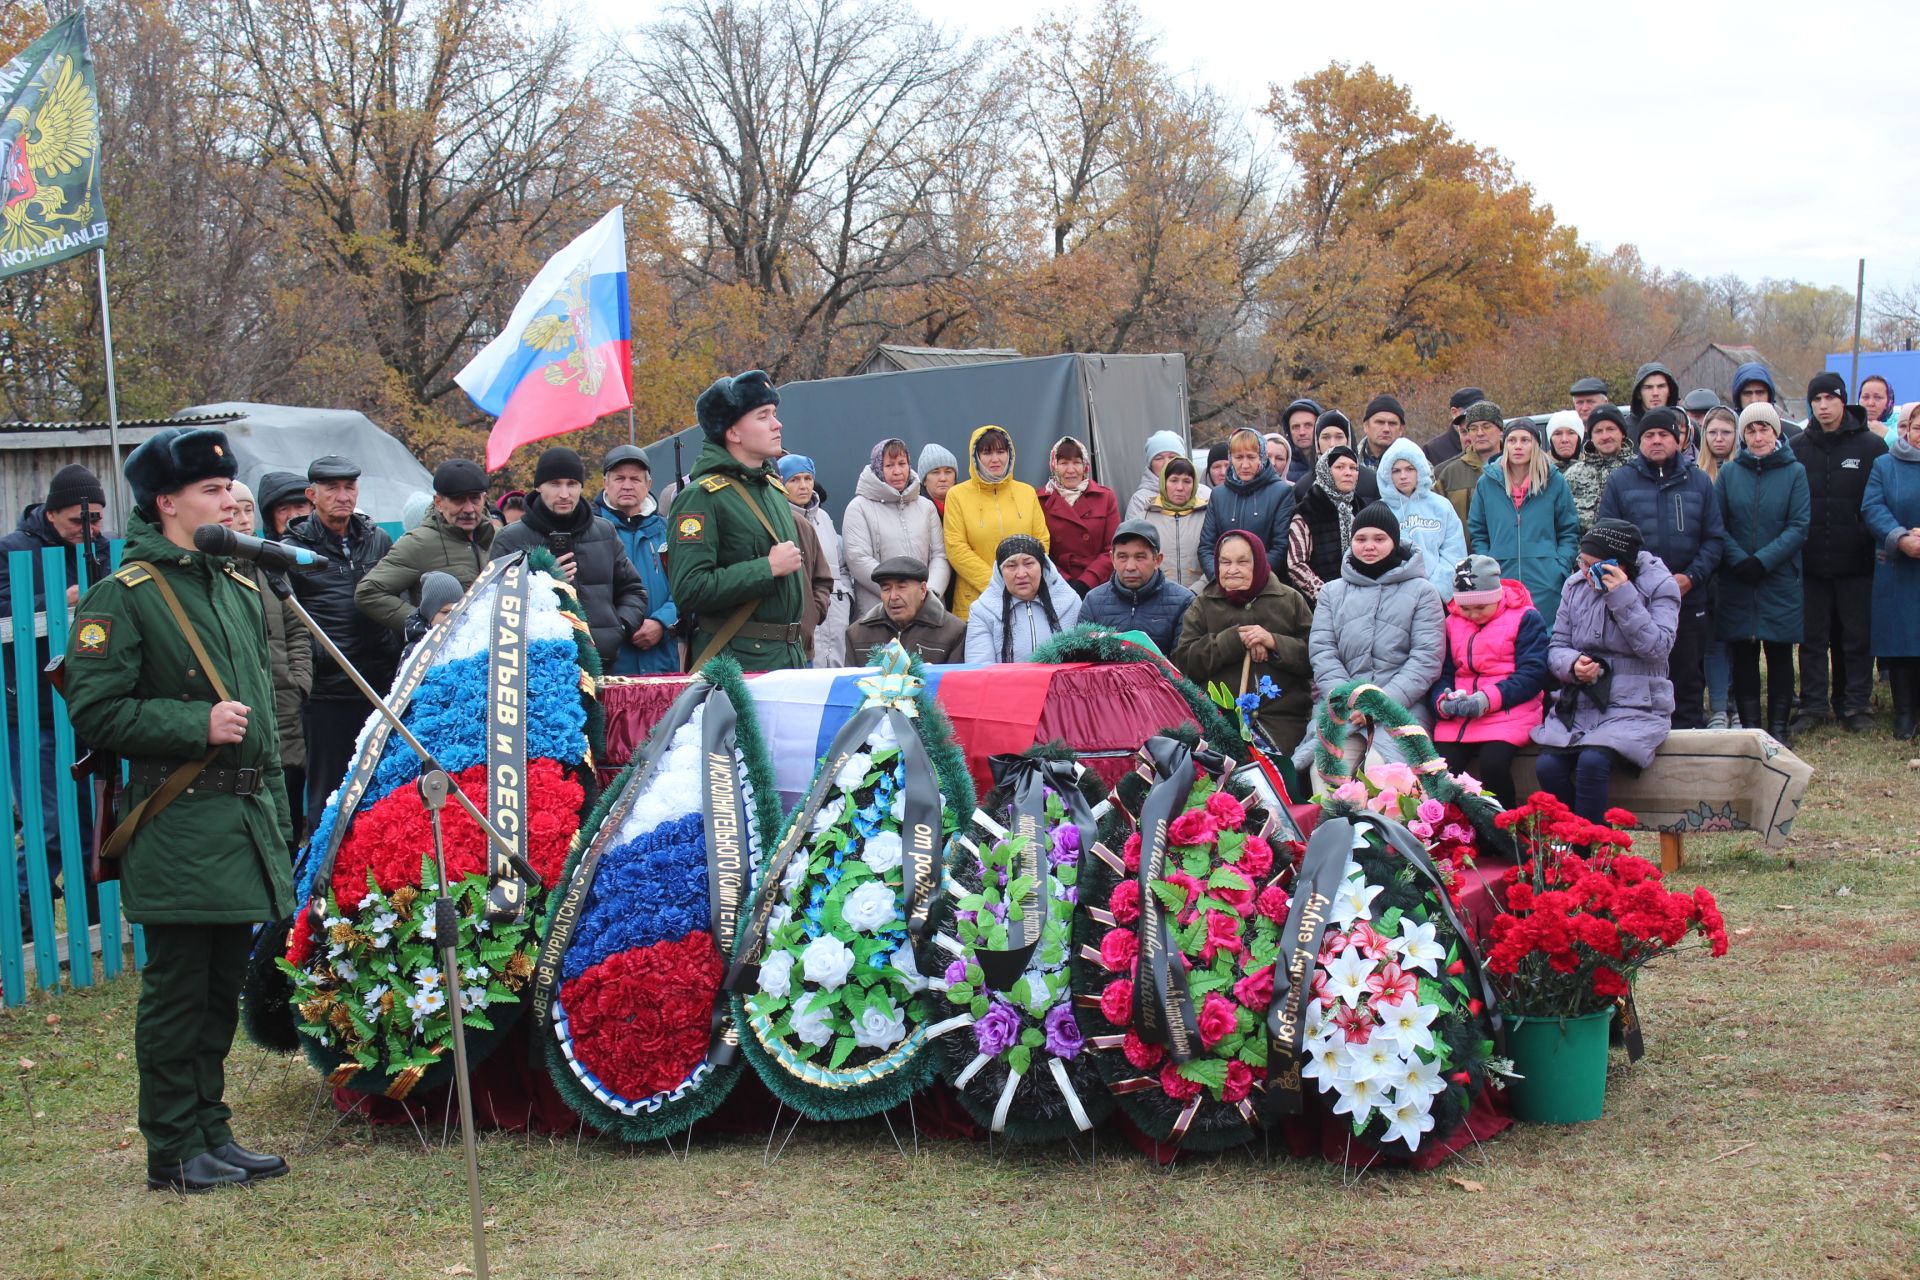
[0,539,144,1005]
[1,519,408,1007]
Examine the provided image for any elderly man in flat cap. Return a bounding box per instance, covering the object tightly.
[282,455,399,827]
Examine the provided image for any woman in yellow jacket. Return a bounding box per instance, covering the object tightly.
[944,424,1049,620]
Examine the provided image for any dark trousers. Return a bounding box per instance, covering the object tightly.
[281,765,306,853]
[1801,574,1874,717]
[1535,747,1618,825]
[137,922,251,1163]
[303,700,367,834]
[1440,741,1520,810]
[1668,594,1710,729]
[1730,641,1795,710]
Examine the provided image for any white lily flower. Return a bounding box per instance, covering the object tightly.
[1329,1070,1384,1128]
[1379,1094,1436,1151]
[1389,1051,1446,1101]
[1372,995,1440,1053]
[1330,876,1383,929]
[1392,919,1445,975]
[1324,945,1376,1007]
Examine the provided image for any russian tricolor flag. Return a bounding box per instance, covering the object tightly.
[457,207,633,470]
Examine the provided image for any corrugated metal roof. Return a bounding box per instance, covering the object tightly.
[0,411,243,433]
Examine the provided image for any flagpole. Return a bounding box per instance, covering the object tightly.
[93,248,127,522]
[627,405,636,446]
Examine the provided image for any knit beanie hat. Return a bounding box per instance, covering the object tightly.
[1314,408,1351,435]
[413,571,465,625]
[917,441,958,476]
[1736,402,1782,433]
[1586,403,1629,436]
[1503,416,1545,447]
[1546,409,1585,445]
[1451,554,1505,607]
[1636,407,1682,442]
[1461,400,1503,428]
[1351,500,1400,544]
[1143,429,1186,464]
[1806,371,1847,402]
[1206,439,1230,468]
[1581,517,1643,564]
[1363,394,1406,424]
[46,463,106,511]
[533,446,585,486]
[995,534,1046,567]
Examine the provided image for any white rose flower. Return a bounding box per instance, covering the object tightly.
[841,880,899,932]
[890,944,928,993]
[836,752,874,790]
[851,997,907,1050]
[889,790,906,822]
[868,717,899,750]
[788,992,834,1046]
[757,949,796,999]
[810,797,846,834]
[800,935,857,989]
[768,904,794,934]
[861,830,904,874]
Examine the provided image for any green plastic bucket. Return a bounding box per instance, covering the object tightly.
[1505,1010,1612,1124]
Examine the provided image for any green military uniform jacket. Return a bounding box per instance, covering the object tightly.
[667,439,807,670]
[61,514,295,925]
[353,506,495,632]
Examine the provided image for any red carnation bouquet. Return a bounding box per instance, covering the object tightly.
[1485,793,1729,1018]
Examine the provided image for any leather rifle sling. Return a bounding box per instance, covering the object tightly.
[99,562,235,861]
[688,476,788,671]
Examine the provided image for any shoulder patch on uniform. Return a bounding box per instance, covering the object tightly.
[75,617,112,657]
[675,512,706,542]
[698,475,730,493]
[225,566,261,593]
[765,475,788,495]
[112,564,151,588]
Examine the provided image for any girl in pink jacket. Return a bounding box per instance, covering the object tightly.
[1429,555,1551,809]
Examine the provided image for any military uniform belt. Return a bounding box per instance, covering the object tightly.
[732,620,804,644]
[129,760,264,797]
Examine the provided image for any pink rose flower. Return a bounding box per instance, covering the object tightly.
[1196,992,1240,1047]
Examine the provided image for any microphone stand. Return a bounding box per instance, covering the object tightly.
[261,570,512,1280]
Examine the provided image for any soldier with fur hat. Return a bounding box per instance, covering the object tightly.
[61,427,295,1193]
[666,370,808,670]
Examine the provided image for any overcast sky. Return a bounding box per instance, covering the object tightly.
[621,0,1919,301]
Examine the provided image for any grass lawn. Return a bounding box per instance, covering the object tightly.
[3,724,1918,1280]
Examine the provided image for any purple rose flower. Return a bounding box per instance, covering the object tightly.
[973,999,1022,1057]
[943,959,968,986]
[1049,823,1081,866]
[1043,1003,1084,1060]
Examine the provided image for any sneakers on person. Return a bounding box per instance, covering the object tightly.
[1706,711,1730,730]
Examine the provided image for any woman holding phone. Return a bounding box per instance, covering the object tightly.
[1531,518,1681,823]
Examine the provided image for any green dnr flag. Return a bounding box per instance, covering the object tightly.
[0,13,105,281]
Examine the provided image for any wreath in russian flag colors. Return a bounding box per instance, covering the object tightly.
[535,658,783,1142]
[273,554,601,1097]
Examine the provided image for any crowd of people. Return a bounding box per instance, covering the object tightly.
[9,363,1920,923]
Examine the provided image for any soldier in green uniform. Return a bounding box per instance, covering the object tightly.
[668,370,809,670]
[61,427,296,1193]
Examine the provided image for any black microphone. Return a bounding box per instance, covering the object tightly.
[193,523,322,572]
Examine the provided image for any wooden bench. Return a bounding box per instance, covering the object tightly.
[1514,728,1814,871]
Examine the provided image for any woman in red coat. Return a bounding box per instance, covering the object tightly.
[1039,435,1120,596]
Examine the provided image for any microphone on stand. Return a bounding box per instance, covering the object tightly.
[193,523,321,573]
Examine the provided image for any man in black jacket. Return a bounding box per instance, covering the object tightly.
[491,446,648,670]
[1,464,111,914]
[283,455,400,826]
[1792,372,1888,733]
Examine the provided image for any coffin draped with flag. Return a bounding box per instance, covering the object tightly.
[257,553,602,1097]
